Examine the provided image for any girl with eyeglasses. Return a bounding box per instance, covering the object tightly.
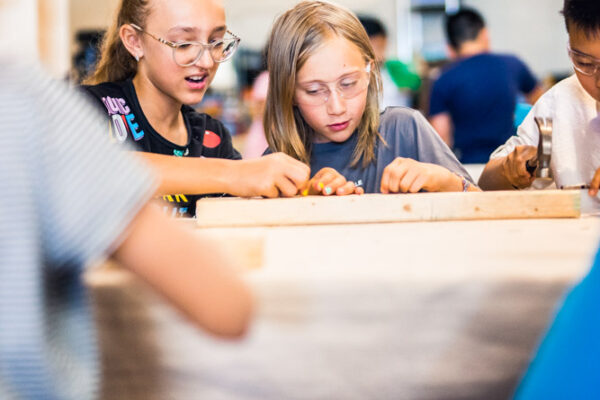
[264,1,478,195]
[82,0,310,217]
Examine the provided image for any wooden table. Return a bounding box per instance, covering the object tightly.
[89,214,600,400]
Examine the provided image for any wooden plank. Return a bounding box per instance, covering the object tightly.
[195,190,581,227]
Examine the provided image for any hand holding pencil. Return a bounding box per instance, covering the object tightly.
[300,167,364,196]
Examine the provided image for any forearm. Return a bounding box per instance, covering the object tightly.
[113,203,253,337]
[439,171,481,192]
[138,152,236,195]
[478,157,515,190]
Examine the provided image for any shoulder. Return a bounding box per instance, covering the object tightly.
[377,107,459,164]
[1,61,104,124]
[532,75,579,112]
[80,80,127,98]
[79,81,130,112]
[434,61,461,82]
[495,53,521,62]
[379,107,433,142]
[0,62,37,102]
[433,57,476,86]
[2,62,75,104]
[380,107,427,130]
[438,54,491,74]
[549,74,585,99]
[495,53,532,72]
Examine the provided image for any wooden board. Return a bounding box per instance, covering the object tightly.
[195,190,581,227]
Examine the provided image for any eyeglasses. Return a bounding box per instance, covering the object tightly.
[567,44,600,76]
[130,24,241,66]
[294,65,371,106]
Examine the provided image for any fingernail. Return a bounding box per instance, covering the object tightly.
[318,182,324,190]
[301,188,309,196]
[324,186,332,195]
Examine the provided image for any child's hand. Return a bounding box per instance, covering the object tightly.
[232,153,310,198]
[380,157,463,193]
[502,145,537,189]
[302,167,364,196]
[589,167,600,197]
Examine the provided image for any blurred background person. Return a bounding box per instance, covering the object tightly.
[358,15,421,110]
[428,7,544,164]
[0,60,252,400]
[241,48,270,159]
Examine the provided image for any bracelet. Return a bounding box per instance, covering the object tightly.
[454,173,471,192]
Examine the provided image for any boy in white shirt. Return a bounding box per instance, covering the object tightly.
[478,0,600,197]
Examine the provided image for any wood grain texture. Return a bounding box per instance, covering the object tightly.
[88,217,600,400]
[195,190,581,227]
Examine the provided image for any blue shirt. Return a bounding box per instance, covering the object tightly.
[514,244,600,399]
[429,53,537,163]
[310,107,474,193]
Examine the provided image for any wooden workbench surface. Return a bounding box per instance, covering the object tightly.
[89,216,600,400]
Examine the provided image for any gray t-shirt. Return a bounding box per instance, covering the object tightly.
[0,62,155,399]
[310,107,473,193]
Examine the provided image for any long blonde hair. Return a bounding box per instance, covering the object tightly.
[83,0,150,85]
[264,0,383,168]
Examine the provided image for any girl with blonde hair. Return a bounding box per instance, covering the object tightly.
[83,0,311,216]
[265,1,479,194]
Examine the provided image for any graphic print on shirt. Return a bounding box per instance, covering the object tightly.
[161,194,190,218]
[203,130,221,148]
[102,96,145,142]
[162,144,193,217]
[173,148,190,157]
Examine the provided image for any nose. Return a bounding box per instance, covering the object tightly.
[193,46,215,70]
[326,88,346,115]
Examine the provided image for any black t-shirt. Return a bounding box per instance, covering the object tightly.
[82,79,241,217]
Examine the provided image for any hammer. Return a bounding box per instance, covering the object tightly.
[525,116,553,189]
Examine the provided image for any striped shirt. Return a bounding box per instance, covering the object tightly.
[0,61,155,399]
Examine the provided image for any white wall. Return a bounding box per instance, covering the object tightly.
[0,0,38,61]
[463,0,570,77]
[69,0,120,57]
[224,0,571,76]
[39,0,70,78]
[63,0,572,79]
[224,0,398,53]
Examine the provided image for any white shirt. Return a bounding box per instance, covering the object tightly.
[490,75,600,188]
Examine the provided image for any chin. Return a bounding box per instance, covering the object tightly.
[326,129,354,143]
[181,91,207,106]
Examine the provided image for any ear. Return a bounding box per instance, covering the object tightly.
[479,27,491,50]
[119,24,144,61]
[446,44,457,59]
